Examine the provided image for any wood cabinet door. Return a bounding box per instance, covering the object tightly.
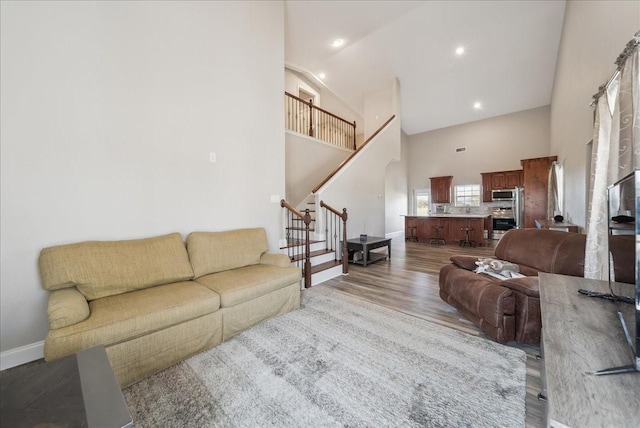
[492,173,506,190]
[522,156,557,228]
[405,217,417,236]
[505,170,522,188]
[469,218,484,244]
[430,176,452,203]
[481,173,492,202]
[417,218,431,241]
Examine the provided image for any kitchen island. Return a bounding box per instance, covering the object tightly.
[404,215,492,246]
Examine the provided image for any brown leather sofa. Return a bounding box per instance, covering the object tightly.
[439,228,633,344]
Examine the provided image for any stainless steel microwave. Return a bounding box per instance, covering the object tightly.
[492,189,515,201]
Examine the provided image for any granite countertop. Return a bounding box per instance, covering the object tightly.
[405,214,491,218]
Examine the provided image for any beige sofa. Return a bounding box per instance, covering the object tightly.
[39,228,301,388]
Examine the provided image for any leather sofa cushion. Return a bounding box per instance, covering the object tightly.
[195,264,301,308]
[39,233,194,300]
[495,229,585,276]
[450,255,479,271]
[439,264,515,328]
[187,228,269,278]
[45,281,220,361]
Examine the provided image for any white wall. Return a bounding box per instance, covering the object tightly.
[550,0,640,227]
[0,1,285,365]
[364,79,400,140]
[407,106,551,211]
[317,119,402,237]
[385,131,409,236]
[285,131,351,207]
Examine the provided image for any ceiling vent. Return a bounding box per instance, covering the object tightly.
[456,147,467,153]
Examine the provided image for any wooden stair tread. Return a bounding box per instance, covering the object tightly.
[280,239,324,249]
[308,259,342,275]
[290,248,333,262]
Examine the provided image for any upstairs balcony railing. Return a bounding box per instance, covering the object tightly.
[285,91,356,150]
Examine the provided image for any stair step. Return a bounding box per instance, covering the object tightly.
[280,238,323,250]
[290,248,333,263]
[308,259,343,275]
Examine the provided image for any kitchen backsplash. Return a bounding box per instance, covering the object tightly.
[432,201,514,215]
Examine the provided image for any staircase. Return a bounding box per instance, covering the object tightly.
[280,198,347,288]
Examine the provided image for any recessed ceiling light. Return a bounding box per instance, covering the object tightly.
[318,72,326,80]
[473,102,482,110]
[331,39,345,48]
[455,46,465,55]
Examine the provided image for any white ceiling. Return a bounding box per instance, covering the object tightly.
[285,1,566,135]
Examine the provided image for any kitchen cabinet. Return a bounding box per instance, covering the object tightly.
[521,156,557,228]
[430,176,453,204]
[404,216,490,246]
[481,169,523,202]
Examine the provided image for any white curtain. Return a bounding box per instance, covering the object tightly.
[585,34,639,280]
[547,161,560,220]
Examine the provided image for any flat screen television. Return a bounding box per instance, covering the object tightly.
[601,170,638,375]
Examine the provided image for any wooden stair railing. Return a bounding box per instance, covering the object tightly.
[320,201,349,275]
[312,115,396,194]
[285,91,357,150]
[280,199,312,288]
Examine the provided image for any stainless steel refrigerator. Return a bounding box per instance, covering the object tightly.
[513,186,525,228]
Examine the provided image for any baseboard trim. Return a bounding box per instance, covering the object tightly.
[0,341,44,371]
[385,230,404,239]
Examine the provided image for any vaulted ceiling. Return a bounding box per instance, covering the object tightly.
[285,1,566,135]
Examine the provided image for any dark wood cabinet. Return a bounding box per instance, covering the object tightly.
[430,176,453,204]
[481,173,493,203]
[505,170,523,188]
[521,156,557,228]
[404,216,489,246]
[481,169,523,202]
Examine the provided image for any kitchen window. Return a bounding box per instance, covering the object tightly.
[454,184,480,207]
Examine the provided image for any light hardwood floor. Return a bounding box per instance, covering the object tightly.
[318,236,544,428]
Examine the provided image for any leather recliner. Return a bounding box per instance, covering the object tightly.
[438,228,633,343]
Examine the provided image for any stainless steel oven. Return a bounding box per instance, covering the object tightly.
[491,207,516,239]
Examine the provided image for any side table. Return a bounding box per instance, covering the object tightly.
[1,345,133,428]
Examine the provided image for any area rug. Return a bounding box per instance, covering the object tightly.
[123,286,526,427]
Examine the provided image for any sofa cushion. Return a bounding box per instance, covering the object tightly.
[187,228,269,278]
[495,229,585,275]
[45,281,220,360]
[439,264,515,328]
[195,264,301,307]
[450,255,479,271]
[39,233,194,300]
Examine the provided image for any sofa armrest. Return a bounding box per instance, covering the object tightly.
[449,255,479,271]
[501,276,539,298]
[260,252,292,268]
[48,288,90,330]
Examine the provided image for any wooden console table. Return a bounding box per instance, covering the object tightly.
[539,273,639,427]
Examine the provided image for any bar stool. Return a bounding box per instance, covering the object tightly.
[405,226,418,242]
[459,226,476,247]
[429,225,446,245]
